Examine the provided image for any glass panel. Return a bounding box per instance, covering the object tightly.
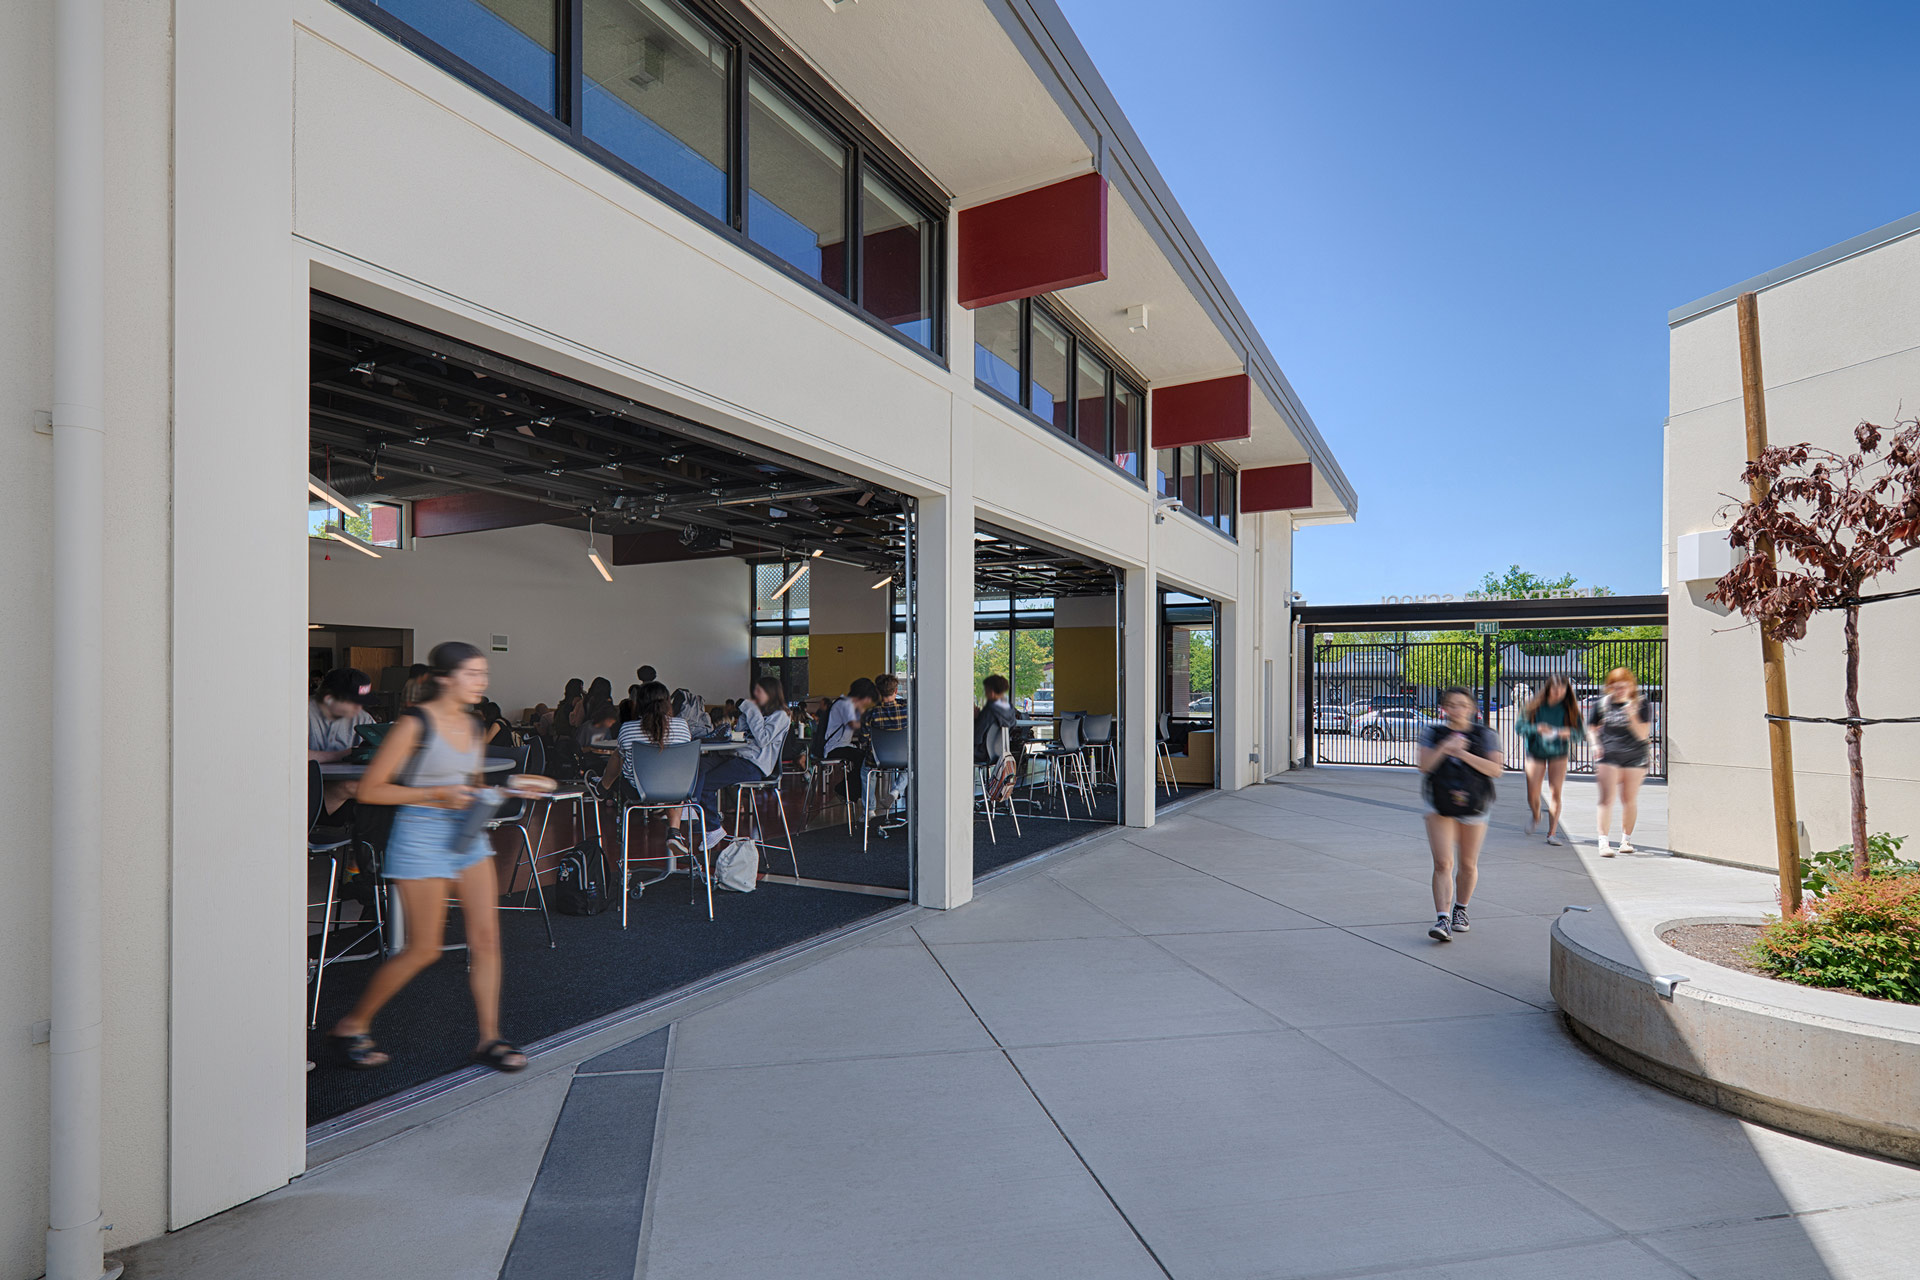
[861,168,937,349]
[786,634,810,656]
[374,0,559,112]
[1113,382,1143,477]
[1075,347,1109,455]
[582,0,729,220]
[972,630,1011,698]
[1029,308,1070,430]
[747,71,848,292]
[754,635,784,658]
[367,502,404,548]
[1220,468,1236,537]
[1199,452,1218,523]
[1012,629,1054,714]
[973,300,1022,400]
[1178,446,1199,512]
[754,562,789,621]
[1154,448,1174,497]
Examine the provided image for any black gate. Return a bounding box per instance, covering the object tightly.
[1307,633,1666,777]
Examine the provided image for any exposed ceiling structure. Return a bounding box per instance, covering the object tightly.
[308,296,909,574]
[973,523,1118,599]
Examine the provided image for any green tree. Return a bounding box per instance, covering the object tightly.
[1581,625,1664,687]
[1476,565,1612,652]
[1401,631,1490,691]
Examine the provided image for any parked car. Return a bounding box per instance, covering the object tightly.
[1314,706,1349,735]
[1023,687,1055,717]
[1352,708,1433,742]
[1188,694,1214,717]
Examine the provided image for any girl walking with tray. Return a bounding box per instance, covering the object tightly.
[326,641,533,1074]
[1588,666,1653,855]
[1517,674,1582,846]
[1418,686,1504,942]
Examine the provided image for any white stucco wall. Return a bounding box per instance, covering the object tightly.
[1667,226,1920,869]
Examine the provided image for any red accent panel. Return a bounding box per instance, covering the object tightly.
[1239,463,1314,513]
[1150,374,1252,448]
[958,173,1108,309]
[412,493,566,538]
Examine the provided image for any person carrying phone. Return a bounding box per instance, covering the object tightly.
[1517,674,1581,846]
[1418,687,1504,942]
[326,641,528,1075]
[1588,667,1652,855]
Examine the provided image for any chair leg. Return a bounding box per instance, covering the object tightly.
[520,825,555,948]
[621,807,632,929]
[862,770,872,853]
[309,856,338,1031]
[778,787,798,876]
[698,809,714,920]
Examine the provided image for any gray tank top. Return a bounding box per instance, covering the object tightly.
[401,708,482,788]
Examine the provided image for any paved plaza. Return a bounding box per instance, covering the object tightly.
[123,770,1920,1279]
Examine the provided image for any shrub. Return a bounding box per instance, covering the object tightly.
[1800,832,1918,900]
[1751,874,1920,1004]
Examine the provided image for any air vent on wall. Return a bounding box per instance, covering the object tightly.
[491,635,509,653]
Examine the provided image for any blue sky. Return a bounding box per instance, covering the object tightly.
[1055,0,1920,603]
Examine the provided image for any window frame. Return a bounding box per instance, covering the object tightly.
[335,0,947,362]
[971,295,1148,486]
[750,558,811,658]
[1153,445,1240,542]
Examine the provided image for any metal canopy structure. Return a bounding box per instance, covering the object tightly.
[309,296,909,574]
[973,522,1118,599]
[1294,594,1668,633]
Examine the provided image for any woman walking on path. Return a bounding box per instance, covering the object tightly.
[1589,666,1652,855]
[1418,687,1503,942]
[327,641,527,1074]
[1517,674,1582,846]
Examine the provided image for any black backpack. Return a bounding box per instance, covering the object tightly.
[1426,724,1496,817]
[552,845,614,916]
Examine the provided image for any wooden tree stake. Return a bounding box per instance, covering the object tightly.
[1736,291,1802,914]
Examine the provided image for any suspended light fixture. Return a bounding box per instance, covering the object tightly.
[308,474,360,519]
[769,549,822,601]
[871,576,893,589]
[326,525,382,558]
[586,517,613,582]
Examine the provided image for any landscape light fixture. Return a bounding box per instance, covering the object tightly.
[308,474,360,520]
[586,518,613,583]
[770,549,823,601]
[325,525,382,558]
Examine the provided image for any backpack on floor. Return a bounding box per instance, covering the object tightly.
[552,845,613,916]
[714,837,759,893]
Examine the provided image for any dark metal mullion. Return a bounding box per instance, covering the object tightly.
[1018,299,1032,410]
[730,50,749,233]
[563,0,583,131]
[846,145,862,305]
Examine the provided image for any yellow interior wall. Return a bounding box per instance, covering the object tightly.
[807,632,887,700]
[1053,625,1118,715]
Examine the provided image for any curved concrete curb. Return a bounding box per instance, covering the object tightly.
[1551,908,1920,1163]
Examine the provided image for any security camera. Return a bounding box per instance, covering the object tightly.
[1153,496,1183,525]
[1288,591,1305,604]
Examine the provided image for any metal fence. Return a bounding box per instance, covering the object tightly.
[1307,635,1666,777]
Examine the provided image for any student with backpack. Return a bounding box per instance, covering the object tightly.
[1418,686,1503,942]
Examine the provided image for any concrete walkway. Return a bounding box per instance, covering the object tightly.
[123,770,1920,1279]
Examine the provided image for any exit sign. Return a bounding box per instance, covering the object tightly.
[1474,621,1499,635]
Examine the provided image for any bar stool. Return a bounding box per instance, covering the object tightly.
[732,766,798,877]
[618,742,710,925]
[306,760,381,1029]
[1031,715,1095,817]
[491,743,556,949]
[974,722,1022,843]
[862,727,911,852]
[1156,711,1181,796]
[1080,713,1116,788]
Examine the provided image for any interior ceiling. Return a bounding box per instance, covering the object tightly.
[973,523,1117,599]
[308,297,908,573]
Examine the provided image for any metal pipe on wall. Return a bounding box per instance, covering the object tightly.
[49,0,117,1277]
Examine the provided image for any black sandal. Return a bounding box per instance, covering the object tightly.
[328,1032,389,1070]
[472,1039,527,1073]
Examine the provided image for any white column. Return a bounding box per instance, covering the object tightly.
[1218,598,1247,789]
[1259,514,1296,775]
[1122,564,1157,826]
[915,476,975,907]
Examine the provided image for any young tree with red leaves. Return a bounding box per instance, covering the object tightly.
[1709,419,1920,879]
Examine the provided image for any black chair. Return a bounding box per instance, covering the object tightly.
[1080,713,1116,788]
[1031,715,1094,817]
[1156,711,1180,796]
[974,723,1022,843]
[618,742,710,925]
[306,760,382,1029]
[488,743,557,948]
[861,727,911,852]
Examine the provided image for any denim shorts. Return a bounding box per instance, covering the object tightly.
[382,804,493,880]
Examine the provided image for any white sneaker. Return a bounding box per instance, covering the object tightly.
[1618,839,1636,855]
[1598,837,1614,857]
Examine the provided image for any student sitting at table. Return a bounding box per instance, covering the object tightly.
[309,667,374,816]
[576,699,618,749]
[602,682,694,858]
[822,678,876,772]
[694,677,790,859]
[401,663,432,709]
[973,674,1018,764]
[474,699,513,748]
[862,673,909,816]
[672,688,713,738]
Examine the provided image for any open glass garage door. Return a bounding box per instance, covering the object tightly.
[971,522,1123,875]
[305,295,916,1131]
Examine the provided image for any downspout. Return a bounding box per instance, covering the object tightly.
[49,0,116,1278]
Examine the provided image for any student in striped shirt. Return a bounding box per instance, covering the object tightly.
[603,681,694,859]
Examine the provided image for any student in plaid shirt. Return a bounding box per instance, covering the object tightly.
[861,673,909,821]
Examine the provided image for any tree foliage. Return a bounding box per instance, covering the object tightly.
[1709,418,1920,878]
